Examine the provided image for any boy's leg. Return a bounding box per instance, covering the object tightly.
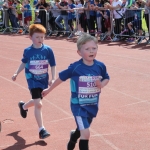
[34,98,50,139]
[33,98,44,129]
[67,116,92,150]
[31,88,50,139]
[128,22,134,35]
[55,15,64,30]
[67,128,80,150]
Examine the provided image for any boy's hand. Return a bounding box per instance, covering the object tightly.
[95,76,102,89]
[42,88,49,97]
[48,79,55,86]
[95,80,102,89]
[12,74,17,81]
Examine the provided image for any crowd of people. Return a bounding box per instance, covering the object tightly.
[0,0,150,43]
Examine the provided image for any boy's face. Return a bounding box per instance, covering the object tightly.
[30,33,45,48]
[77,40,98,65]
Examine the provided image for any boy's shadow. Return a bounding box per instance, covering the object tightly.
[2,131,47,150]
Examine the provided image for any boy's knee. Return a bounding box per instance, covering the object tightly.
[80,128,90,139]
[34,99,42,108]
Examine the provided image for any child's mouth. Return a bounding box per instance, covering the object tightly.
[89,55,94,57]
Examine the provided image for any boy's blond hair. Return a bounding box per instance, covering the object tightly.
[77,33,98,50]
[29,24,46,36]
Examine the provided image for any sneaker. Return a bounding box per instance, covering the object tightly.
[113,37,120,42]
[75,31,82,36]
[137,37,142,44]
[126,38,135,43]
[90,30,95,33]
[106,36,112,41]
[97,30,101,34]
[39,129,50,139]
[56,32,61,37]
[67,33,75,39]
[18,101,28,118]
[67,130,76,150]
[147,39,150,44]
[18,29,23,33]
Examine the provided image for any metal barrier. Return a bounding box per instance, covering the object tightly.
[112,8,150,44]
[0,6,150,45]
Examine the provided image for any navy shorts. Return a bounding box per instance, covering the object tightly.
[30,88,43,99]
[74,116,93,130]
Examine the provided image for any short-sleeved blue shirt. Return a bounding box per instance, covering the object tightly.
[24,4,32,17]
[68,3,76,20]
[59,59,110,117]
[22,44,56,90]
[96,4,102,17]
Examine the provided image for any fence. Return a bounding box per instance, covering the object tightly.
[0,7,150,45]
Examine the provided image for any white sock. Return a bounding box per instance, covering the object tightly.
[39,127,45,132]
[22,104,27,110]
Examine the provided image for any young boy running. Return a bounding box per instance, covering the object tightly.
[42,33,110,150]
[12,24,56,139]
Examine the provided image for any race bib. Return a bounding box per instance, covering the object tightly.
[78,76,101,105]
[29,60,48,75]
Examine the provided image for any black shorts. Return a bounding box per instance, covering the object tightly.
[30,88,43,99]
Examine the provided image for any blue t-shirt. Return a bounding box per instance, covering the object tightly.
[22,44,56,90]
[24,4,32,17]
[33,0,39,9]
[96,3,102,17]
[68,4,76,20]
[89,0,95,16]
[59,59,110,117]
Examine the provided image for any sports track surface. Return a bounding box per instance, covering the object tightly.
[0,35,150,150]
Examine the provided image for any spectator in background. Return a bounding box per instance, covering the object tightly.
[94,0,102,34]
[33,0,39,9]
[16,0,23,33]
[34,9,41,24]
[55,0,70,36]
[37,0,48,28]
[83,0,90,32]
[48,0,61,35]
[106,0,123,41]
[67,0,76,39]
[5,0,19,32]
[141,0,150,44]
[22,0,32,32]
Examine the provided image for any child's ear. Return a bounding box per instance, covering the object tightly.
[77,50,81,56]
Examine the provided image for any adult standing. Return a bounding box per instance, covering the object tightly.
[37,0,48,28]
[106,0,123,41]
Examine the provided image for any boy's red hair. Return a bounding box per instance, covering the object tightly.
[29,24,46,36]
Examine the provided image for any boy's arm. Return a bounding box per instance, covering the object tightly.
[49,66,56,86]
[101,79,109,88]
[96,79,109,89]
[42,77,63,97]
[12,62,26,81]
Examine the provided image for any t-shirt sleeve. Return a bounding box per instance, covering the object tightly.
[59,64,74,81]
[21,50,28,63]
[101,63,110,81]
[48,48,56,67]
